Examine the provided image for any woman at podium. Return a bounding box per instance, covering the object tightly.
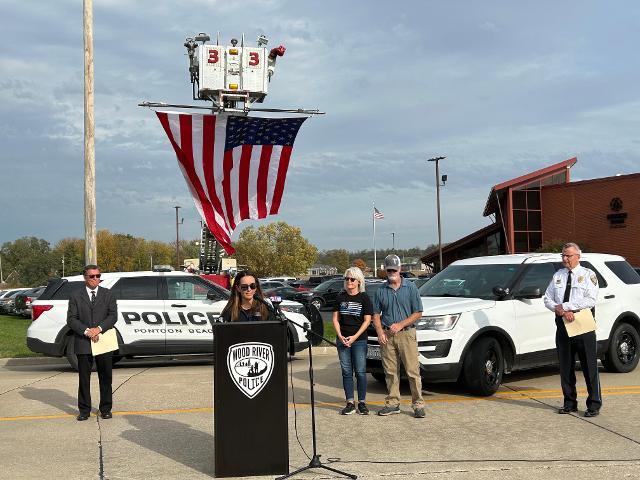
[221,272,276,322]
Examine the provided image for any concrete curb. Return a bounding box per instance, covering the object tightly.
[0,346,335,367]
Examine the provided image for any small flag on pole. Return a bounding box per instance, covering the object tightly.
[373,207,384,219]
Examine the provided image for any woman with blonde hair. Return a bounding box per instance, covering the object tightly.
[221,271,274,322]
[332,266,373,415]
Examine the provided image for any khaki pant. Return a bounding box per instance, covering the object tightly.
[381,328,424,409]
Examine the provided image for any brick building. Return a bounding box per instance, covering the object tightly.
[422,158,639,269]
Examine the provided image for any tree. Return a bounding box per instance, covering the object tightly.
[352,258,369,273]
[1,237,55,286]
[233,222,318,277]
[319,249,350,273]
[52,238,85,277]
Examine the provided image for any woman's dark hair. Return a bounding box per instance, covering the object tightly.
[222,271,269,321]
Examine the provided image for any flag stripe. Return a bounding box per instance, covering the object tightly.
[257,145,272,217]
[270,146,293,214]
[238,144,252,220]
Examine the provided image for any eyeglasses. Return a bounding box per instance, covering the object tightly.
[561,254,577,258]
[85,274,101,279]
[344,277,358,283]
[239,283,257,291]
[386,269,398,273]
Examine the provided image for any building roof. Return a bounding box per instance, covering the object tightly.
[482,157,577,217]
[421,222,501,264]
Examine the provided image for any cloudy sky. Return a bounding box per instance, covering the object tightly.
[1,1,639,252]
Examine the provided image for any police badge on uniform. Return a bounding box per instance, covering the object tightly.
[227,342,275,399]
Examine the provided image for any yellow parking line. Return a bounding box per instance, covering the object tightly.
[1,387,639,421]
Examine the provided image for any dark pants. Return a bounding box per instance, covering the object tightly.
[555,319,602,411]
[77,352,113,415]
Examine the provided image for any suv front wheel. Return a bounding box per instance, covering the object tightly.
[602,322,640,373]
[462,337,504,396]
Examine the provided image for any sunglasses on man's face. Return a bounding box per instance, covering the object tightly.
[386,269,398,273]
[344,277,358,283]
[239,283,257,291]
[85,274,101,279]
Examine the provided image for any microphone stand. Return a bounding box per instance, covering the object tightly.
[261,296,357,480]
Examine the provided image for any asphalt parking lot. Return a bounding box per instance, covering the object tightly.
[1,351,640,480]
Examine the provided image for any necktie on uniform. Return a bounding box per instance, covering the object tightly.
[91,290,96,304]
[562,271,572,303]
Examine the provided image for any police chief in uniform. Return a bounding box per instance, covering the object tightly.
[543,242,602,417]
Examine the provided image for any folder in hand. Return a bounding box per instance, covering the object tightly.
[563,309,596,337]
[91,328,119,356]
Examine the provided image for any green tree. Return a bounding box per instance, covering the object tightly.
[319,249,350,272]
[52,238,85,276]
[233,222,318,277]
[1,237,54,286]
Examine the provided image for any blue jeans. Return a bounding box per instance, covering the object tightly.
[336,339,367,402]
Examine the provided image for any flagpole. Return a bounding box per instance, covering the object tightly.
[372,202,377,278]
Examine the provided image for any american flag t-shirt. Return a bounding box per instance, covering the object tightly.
[156,112,307,254]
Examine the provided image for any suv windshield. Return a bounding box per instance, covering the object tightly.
[419,264,520,299]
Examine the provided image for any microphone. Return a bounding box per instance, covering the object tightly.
[253,295,276,313]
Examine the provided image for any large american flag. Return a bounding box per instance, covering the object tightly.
[156,112,307,254]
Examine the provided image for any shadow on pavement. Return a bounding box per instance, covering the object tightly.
[121,414,215,476]
[19,386,78,414]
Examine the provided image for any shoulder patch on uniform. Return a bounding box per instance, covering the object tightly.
[590,274,598,286]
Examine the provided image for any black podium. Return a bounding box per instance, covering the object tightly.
[213,321,288,477]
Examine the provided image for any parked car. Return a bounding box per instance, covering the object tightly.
[14,286,46,317]
[294,277,346,310]
[366,253,640,396]
[0,289,29,314]
[260,280,290,291]
[399,271,416,278]
[27,271,323,370]
[263,276,297,283]
[407,277,431,289]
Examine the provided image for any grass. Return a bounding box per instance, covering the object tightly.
[0,314,42,358]
[323,320,336,344]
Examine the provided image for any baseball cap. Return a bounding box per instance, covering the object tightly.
[384,254,401,270]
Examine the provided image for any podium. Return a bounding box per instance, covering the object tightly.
[213,321,289,477]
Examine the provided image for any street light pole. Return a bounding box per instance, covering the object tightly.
[428,156,446,271]
[391,232,395,251]
[174,206,181,270]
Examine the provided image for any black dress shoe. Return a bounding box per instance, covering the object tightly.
[584,409,600,418]
[76,414,90,421]
[557,406,578,414]
[100,412,112,419]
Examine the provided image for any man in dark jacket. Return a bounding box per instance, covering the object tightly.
[66,265,117,421]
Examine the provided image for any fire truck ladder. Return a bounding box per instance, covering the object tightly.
[199,224,221,274]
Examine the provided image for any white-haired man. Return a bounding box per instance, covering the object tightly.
[543,242,601,417]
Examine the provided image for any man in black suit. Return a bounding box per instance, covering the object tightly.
[66,265,117,421]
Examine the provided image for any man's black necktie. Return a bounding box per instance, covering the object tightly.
[562,271,572,303]
[91,290,96,304]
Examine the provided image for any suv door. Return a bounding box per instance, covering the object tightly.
[319,279,344,308]
[110,276,165,355]
[511,261,558,367]
[164,275,228,354]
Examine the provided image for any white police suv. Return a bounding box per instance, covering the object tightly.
[366,253,640,396]
[27,271,322,369]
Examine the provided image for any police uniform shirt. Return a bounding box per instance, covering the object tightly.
[543,263,599,314]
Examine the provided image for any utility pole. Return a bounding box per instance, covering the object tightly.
[83,0,97,265]
[62,256,65,277]
[428,156,446,271]
[391,232,395,251]
[175,206,182,270]
[0,254,4,284]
